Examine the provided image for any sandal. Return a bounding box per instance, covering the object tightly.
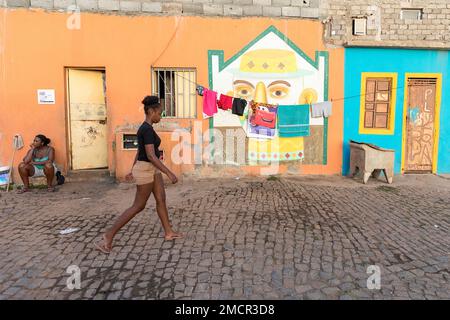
[164,233,184,241]
[17,188,30,194]
[47,187,56,192]
[94,235,112,254]
[95,241,112,254]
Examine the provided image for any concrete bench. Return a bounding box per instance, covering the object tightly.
[349,140,395,184]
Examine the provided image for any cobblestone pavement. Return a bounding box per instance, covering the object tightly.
[0,175,449,300]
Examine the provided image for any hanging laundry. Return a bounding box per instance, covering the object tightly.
[250,108,276,129]
[202,88,218,118]
[277,104,310,137]
[196,85,205,96]
[249,101,277,113]
[311,101,332,118]
[247,104,277,139]
[217,94,233,111]
[232,98,247,116]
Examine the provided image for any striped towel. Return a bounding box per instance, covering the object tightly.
[277,104,310,137]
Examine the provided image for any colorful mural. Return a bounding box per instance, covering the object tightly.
[208,26,329,165]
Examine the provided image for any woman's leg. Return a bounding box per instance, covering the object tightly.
[152,173,183,240]
[18,163,34,191]
[101,183,153,250]
[43,163,55,189]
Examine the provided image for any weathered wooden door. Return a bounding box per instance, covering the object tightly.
[68,69,108,170]
[404,78,437,172]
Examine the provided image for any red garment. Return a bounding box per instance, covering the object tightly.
[217,94,233,110]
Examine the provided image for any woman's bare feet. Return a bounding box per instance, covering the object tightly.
[164,231,183,241]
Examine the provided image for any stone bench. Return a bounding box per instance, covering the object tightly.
[349,140,395,184]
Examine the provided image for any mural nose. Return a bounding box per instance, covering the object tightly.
[254,82,267,104]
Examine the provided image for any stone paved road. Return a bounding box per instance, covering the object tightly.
[0,175,449,300]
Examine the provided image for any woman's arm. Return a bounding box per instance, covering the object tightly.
[23,149,33,164]
[145,144,177,183]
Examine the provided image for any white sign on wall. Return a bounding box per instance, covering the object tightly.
[37,89,55,104]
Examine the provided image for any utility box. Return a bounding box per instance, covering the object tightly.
[353,18,367,36]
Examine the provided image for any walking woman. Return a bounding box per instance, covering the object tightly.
[18,134,58,193]
[96,96,182,253]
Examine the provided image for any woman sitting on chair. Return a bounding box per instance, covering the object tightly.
[18,134,57,193]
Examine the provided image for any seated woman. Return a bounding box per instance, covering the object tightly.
[18,134,57,193]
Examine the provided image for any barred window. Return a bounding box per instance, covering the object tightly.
[152,68,197,118]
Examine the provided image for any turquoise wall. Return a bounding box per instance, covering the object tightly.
[343,48,449,175]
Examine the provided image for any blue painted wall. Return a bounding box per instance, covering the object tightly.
[343,48,449,175]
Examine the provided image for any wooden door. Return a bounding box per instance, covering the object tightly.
[68,69,108,170]
[404,78,437,172]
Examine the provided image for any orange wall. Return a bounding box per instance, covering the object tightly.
[0,8,344,182]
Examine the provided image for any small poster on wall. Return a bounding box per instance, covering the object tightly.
[0,166,10,186]
[37,89,55,104]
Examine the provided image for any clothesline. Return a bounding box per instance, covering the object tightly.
[157,70,403,104]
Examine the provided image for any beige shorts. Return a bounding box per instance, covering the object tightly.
[132,161,160,185]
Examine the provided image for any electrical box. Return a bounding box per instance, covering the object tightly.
[123,134,138,150]
[353,18,367,36]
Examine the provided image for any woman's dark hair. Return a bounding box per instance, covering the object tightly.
[142,95,160,114]
[36,134,51,146]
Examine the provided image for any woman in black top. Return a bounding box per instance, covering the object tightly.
[96,96,182,253]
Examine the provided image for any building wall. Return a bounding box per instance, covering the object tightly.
[322,0,450,49]
[1,0,320,18]
[0,8,344,182]
[343,47,449,175]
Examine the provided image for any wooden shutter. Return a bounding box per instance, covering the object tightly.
[364,78,392,129]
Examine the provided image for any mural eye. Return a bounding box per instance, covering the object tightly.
[234,85,254,99]
[269,86,289,99]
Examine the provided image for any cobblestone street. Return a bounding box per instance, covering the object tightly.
[0,175,449,300]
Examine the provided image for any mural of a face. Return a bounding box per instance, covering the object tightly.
[209,27,327,163]
[230,49,313,106]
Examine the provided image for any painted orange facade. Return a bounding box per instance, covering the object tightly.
[0,8,344,182]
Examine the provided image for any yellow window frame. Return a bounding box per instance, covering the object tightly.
[359,72,397,135]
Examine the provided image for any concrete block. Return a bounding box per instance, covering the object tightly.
[253,0,270,6]
[98,0,119,11]
[300,7,318,18]
[76,0,98,11]
[223,4,242,16]
[162,2,182,14]
[54,0,76,10]
[203,3,223,15]
[262,5,281,17]
[233,0,252,5]
[182,3,203,14]
[119,1,141,12]
[213,0,233,4]
[282,6,300,17]
[30,0,53,9]
[243,5,262,16]
[6,0,30,7]
[272,0,290,6]
[142,2,162,13]
[291,0,310,6]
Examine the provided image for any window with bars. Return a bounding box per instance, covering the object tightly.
[152,68,197,118]
[359,73,397,135]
